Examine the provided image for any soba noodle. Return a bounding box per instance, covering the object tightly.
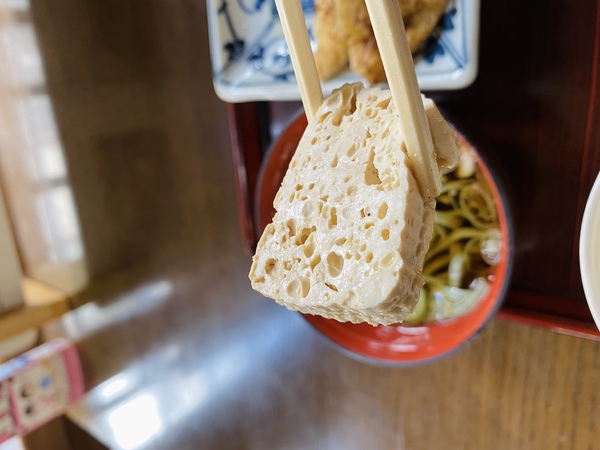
[404,148,501,324]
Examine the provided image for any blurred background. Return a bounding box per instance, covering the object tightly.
[0,0,234,290]
[1,0,600,449]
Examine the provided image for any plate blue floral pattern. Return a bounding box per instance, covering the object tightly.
[207,0,479,102]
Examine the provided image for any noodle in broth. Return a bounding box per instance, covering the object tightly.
[405,148,501,324]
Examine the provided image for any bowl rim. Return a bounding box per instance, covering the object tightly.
[254,113,515,366]
[580,171,600,330]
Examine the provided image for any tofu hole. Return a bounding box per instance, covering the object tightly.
[318,111,332,123]
[365,150,382,185]
[377,202,388,219]
[302,200,317,218]
[347,144,357,158]
[376,98,391,109]
[287,277,310,298]
[286,219,297,237]
[303,235,316,258]
[331,154,338,168]
[327,252,344,277]
[328,207,338,229]
[365,108,378,118]
[265,259,277,275]
[382,252,396,267]
[325,282,339,292]
[295,226,316,246]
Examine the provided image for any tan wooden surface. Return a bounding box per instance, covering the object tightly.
[45,263,600,450]
[0,183,24,315]
[0,279,69,342]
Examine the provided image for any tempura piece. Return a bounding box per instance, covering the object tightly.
[314,0,449,83]
[313,0,348,80]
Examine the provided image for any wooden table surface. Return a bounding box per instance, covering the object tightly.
[45,265,600,450]
[18,0,600,448]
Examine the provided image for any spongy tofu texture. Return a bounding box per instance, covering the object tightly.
[250,83,437,326]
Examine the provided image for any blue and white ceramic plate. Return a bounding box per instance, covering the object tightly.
[207,0,480,102]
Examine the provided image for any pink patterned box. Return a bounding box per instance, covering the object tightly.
[0,339,84,443]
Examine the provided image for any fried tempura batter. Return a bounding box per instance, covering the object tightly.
[314,0,348,80]
[314,0,449,84]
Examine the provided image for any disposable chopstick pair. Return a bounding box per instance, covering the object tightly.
[273,0,441,199]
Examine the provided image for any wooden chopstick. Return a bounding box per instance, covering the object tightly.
[364,0,442,200]
[274,0,323,121]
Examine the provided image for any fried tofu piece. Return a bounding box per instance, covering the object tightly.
[249,83,460,325]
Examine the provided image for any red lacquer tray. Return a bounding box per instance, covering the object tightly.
[227,0,600,339]
[227,99,600,341]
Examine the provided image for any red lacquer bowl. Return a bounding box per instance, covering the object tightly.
[256,113,514,365]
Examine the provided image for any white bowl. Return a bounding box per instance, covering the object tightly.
[207,0,480,102]
[580,172,600,329]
